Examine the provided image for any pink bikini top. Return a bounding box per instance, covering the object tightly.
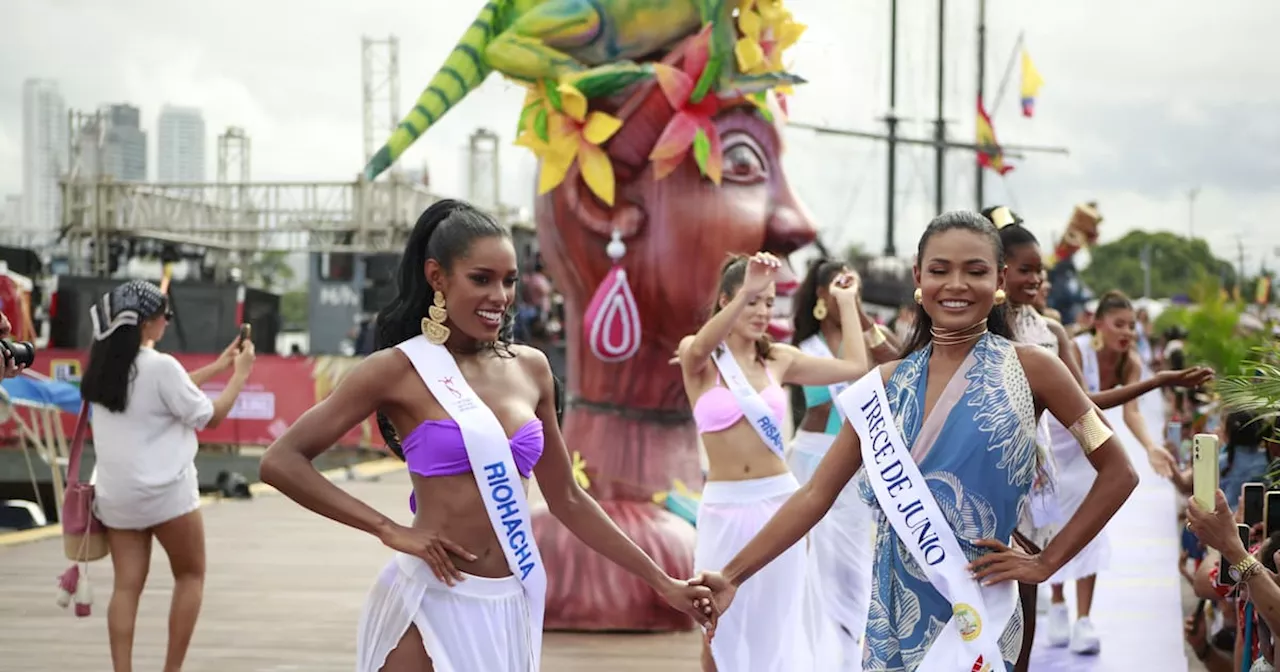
[692,370,788,434]
[403,418,545,514]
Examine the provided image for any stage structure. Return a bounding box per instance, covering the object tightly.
[365,1,814,631]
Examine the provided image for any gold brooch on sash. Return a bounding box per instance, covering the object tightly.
[954,602,983,642]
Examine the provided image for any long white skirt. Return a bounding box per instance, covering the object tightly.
[788,430,874,670]
[1045,415,1111,584]
[696,473,812,672]
[357,552,533,672]
[94,464,201,530]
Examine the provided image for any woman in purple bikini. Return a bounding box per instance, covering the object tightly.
[262,200,711,672]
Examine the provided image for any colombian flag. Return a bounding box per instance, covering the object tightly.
[1020,47,1044,117]
[976,97,1013,175]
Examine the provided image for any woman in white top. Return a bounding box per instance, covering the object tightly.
[80,280,256,672]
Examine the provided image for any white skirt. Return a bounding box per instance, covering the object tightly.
[357,552,533,672]
[788,431,874,671]
[696,473,812,672]
[1044,415,1111,584]
[94,464,201,530]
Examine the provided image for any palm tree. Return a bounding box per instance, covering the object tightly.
[1216,340,1280,431]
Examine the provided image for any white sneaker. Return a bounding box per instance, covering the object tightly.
[1069,616,1101,655]
[1046,602,1070,648]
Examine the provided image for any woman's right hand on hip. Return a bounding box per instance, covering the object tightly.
[379,522,477,586]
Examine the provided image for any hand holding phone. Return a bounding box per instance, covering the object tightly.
[237,323,252,351]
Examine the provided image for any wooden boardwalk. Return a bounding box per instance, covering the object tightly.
[0,466,702,671]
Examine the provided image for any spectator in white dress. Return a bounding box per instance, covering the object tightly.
[79,280,256,672]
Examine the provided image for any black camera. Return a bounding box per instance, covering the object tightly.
[0,340,36,368]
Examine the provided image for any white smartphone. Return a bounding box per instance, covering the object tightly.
[1192,433,1220,512]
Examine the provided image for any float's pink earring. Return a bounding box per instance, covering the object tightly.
[583,228,641,362]
[913,288,923,304]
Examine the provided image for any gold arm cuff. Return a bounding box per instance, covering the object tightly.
[865,325,887,348]
[1068,407,1113,455]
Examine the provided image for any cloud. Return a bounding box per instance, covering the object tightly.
[1,0,1275,272]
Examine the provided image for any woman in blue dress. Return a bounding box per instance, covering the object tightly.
[693,211,1140,671]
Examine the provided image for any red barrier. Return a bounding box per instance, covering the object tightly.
[21,349,387,449]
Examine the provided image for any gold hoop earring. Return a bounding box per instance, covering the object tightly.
[422,290,451,345]
[994,289,1007,306]
[813,297,828,321]
[913,288,923,305]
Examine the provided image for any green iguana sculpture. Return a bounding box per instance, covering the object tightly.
[362,0,804,181]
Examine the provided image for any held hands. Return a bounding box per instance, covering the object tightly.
[740,252,781,299]
[688,571,737,640]
[1158,367,1214,389]
[378,521,478,587]
[656,576,717,628]
[967,538,1054,586]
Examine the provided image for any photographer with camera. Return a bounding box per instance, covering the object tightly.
[0,311,34,378]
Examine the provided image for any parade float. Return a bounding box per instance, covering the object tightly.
[1045,201,1103,324]
[364,0,814,630]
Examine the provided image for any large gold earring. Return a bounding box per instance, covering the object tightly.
[1091,332,1103,351]
[422,290,450,345]
[913,288,923,304]
[812,297,828,321]
[994,289,1007,306]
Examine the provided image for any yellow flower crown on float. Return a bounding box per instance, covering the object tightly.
[513,0,806,206]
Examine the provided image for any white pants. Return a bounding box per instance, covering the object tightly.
[789,431,875,671]
[696,473,812,672]
[357,553,533,672]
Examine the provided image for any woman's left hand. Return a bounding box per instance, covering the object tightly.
[968,538,1054,585]
[1146,445,1177,478]
[1187,489,1247,559]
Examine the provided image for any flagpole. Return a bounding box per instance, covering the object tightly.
[990,31,1025,117]
[933,0,946,216]
[883,0,901,257]
[975,0,987,210]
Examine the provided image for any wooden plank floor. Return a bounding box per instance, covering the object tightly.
[0,471,701,671]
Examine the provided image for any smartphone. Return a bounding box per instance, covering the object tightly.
[1244,483,1266,527]
[1192,433,1220,511]
[237,323,252,350]
[1218,523,1252,587]
[1166,421,1183,451]
[1267,491,1280,538]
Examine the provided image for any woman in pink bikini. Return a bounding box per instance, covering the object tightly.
[677,252,871,671]
[262,199,712,672]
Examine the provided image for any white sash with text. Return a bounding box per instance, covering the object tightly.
[711,346,786,457]
[797,334,851,423]
[397,336,547,670]
[838,370,1016,672]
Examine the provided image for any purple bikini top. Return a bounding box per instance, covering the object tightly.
[404,417,545,513]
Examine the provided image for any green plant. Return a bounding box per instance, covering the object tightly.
[1152,278,1264,377]
[1216,340,1280,430]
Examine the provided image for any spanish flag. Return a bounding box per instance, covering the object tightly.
[976,97,1013,175]
[1020,47,1044,117]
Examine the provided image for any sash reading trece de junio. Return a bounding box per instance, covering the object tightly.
[837,370,1016,672]
[798,334,852,423]
[711,346,786,457]
[396,336,547,670]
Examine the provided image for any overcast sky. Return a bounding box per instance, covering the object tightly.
[3,0,1278,271]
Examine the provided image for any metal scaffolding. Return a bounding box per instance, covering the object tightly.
[362,35,401,166]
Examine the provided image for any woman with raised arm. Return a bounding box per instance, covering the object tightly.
[260,200,711,672]
[989,207,1213,662]
[788,257,898,667]
[678,252,871,672]
[693,211,1140,672]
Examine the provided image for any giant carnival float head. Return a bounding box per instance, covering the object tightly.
[363,1,814,631]
[1045,202,1102,325]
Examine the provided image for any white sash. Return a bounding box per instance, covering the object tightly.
[396,336,546,670]
[838,371,1015,672]
[710,346,786,457]
[1074,333,1100,393]
[797,334,851,422]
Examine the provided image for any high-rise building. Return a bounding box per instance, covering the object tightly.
[80,104,147,181]
[21,79,67,236]
[157,105,206,182]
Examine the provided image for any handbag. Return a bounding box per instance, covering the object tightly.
[61,401,108,562]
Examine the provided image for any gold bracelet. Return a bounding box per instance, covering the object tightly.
[1233,554,1265,584]
[1067,407,1113,455]
[865,325,887,348]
